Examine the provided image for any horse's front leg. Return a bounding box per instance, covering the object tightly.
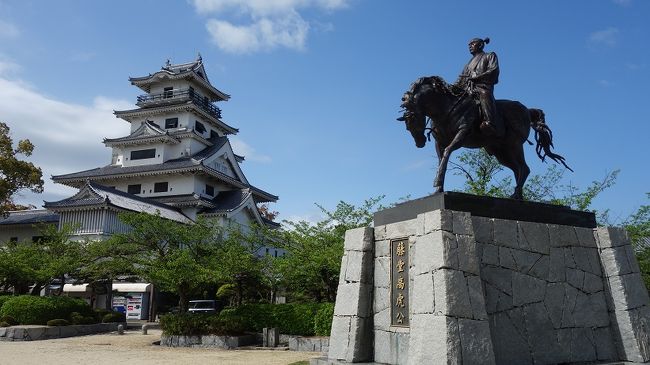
[434,128,469,192]
[435,140,443,165]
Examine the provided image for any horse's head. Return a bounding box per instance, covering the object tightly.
[397,76,455,148]
[397,77,437,148]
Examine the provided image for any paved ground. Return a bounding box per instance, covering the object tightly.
[0,329,319,365]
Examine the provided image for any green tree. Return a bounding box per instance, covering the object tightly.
[0,224,82,295]
[275,196,386,302]
[212,227,266,306]
[0,240,46,294]
[105,212,220,312]
[0,122,44,214]
[33,224,86,296]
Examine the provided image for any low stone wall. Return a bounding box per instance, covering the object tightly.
[0,323,124,341]
[160,334,256,349]
[288,336,329,352]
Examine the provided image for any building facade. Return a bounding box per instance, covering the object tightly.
[45,55,279,238]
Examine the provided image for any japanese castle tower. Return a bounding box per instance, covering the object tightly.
[45,55,278,238]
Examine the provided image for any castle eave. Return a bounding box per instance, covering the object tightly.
[114,103,238,135]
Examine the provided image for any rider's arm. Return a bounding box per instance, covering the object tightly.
[471,53,499,85]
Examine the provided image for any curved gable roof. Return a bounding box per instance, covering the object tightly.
[45,182,193,224]
[129,56,229,101]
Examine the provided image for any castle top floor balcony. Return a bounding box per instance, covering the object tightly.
[136,88,222,119]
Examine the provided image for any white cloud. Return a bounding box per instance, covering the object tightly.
[282,211,324,226]
[625,63,643,70]
[0,59,20,75]
[206,12,308,53]
[0,20,18,38]
[589,27,620,47]
[0,75,131,207]
[192,0,349,53]
[230,137,271,162]
[192,0,348,16]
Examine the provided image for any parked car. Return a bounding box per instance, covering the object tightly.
[188,300,217,314]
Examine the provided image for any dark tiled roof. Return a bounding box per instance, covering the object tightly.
[103,121,177,145]
[207,190,247,212]
[0,210,59,226]
[200,190,279,228]
[52,138,278,203]
[128,56,230,101]
[261,216,281,228]
[114,103,238,135]
[45,182,193,224]
[151,194,216,208]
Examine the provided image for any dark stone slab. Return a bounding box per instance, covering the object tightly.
[374,192,596,228]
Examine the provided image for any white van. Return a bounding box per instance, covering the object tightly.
[188,300,217,313]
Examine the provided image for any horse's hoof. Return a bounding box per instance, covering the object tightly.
[434,186,444,193]
[509,193,523,200]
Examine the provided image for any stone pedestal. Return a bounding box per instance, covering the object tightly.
[313,192,650,365]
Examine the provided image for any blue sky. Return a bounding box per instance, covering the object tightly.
[0,0,648,223]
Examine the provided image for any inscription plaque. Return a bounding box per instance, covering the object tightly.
[390,237,409,327]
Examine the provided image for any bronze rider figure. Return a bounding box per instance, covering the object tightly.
[454,37,503,136]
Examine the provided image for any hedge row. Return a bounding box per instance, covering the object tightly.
[0,296,124,326]
[224,302,334,336]
[160,302,336,337]
[160,313,244,336]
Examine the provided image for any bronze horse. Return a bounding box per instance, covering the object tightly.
[398,76,571,199]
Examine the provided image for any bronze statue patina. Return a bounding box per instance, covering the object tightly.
[455,38,502,137]
[397,38,572,200]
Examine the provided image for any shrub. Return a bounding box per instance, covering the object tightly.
[93,308,112,322]
[0,295,13,311]
[70,312,97,325]
[0,296,93,325]
[224,303,327,336]
[314,303,334,336]
[47,319,70,326]
[160,313,244,336]
[0,315,18,326]
[102,312,126,323]
[0,321,10,327]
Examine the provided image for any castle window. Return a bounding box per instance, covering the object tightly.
[163,87,173,98]
[154,182,169,193]
[32,236,44,243]
[127,184,141,195]
[165,118,178,129]
[131,148,156,160]
[195,121,206,134]
[205,184,214,196]
[9,237,18,243]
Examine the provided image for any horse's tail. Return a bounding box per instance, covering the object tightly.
[529,108,574,172]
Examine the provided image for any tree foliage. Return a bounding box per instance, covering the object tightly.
[0,122,44,215]
[273,196,386,302]
[450,149,618,217]
[102,212,221,312]
[0,224,83,295]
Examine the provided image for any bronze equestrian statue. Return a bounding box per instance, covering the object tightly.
[397,38,571,200]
